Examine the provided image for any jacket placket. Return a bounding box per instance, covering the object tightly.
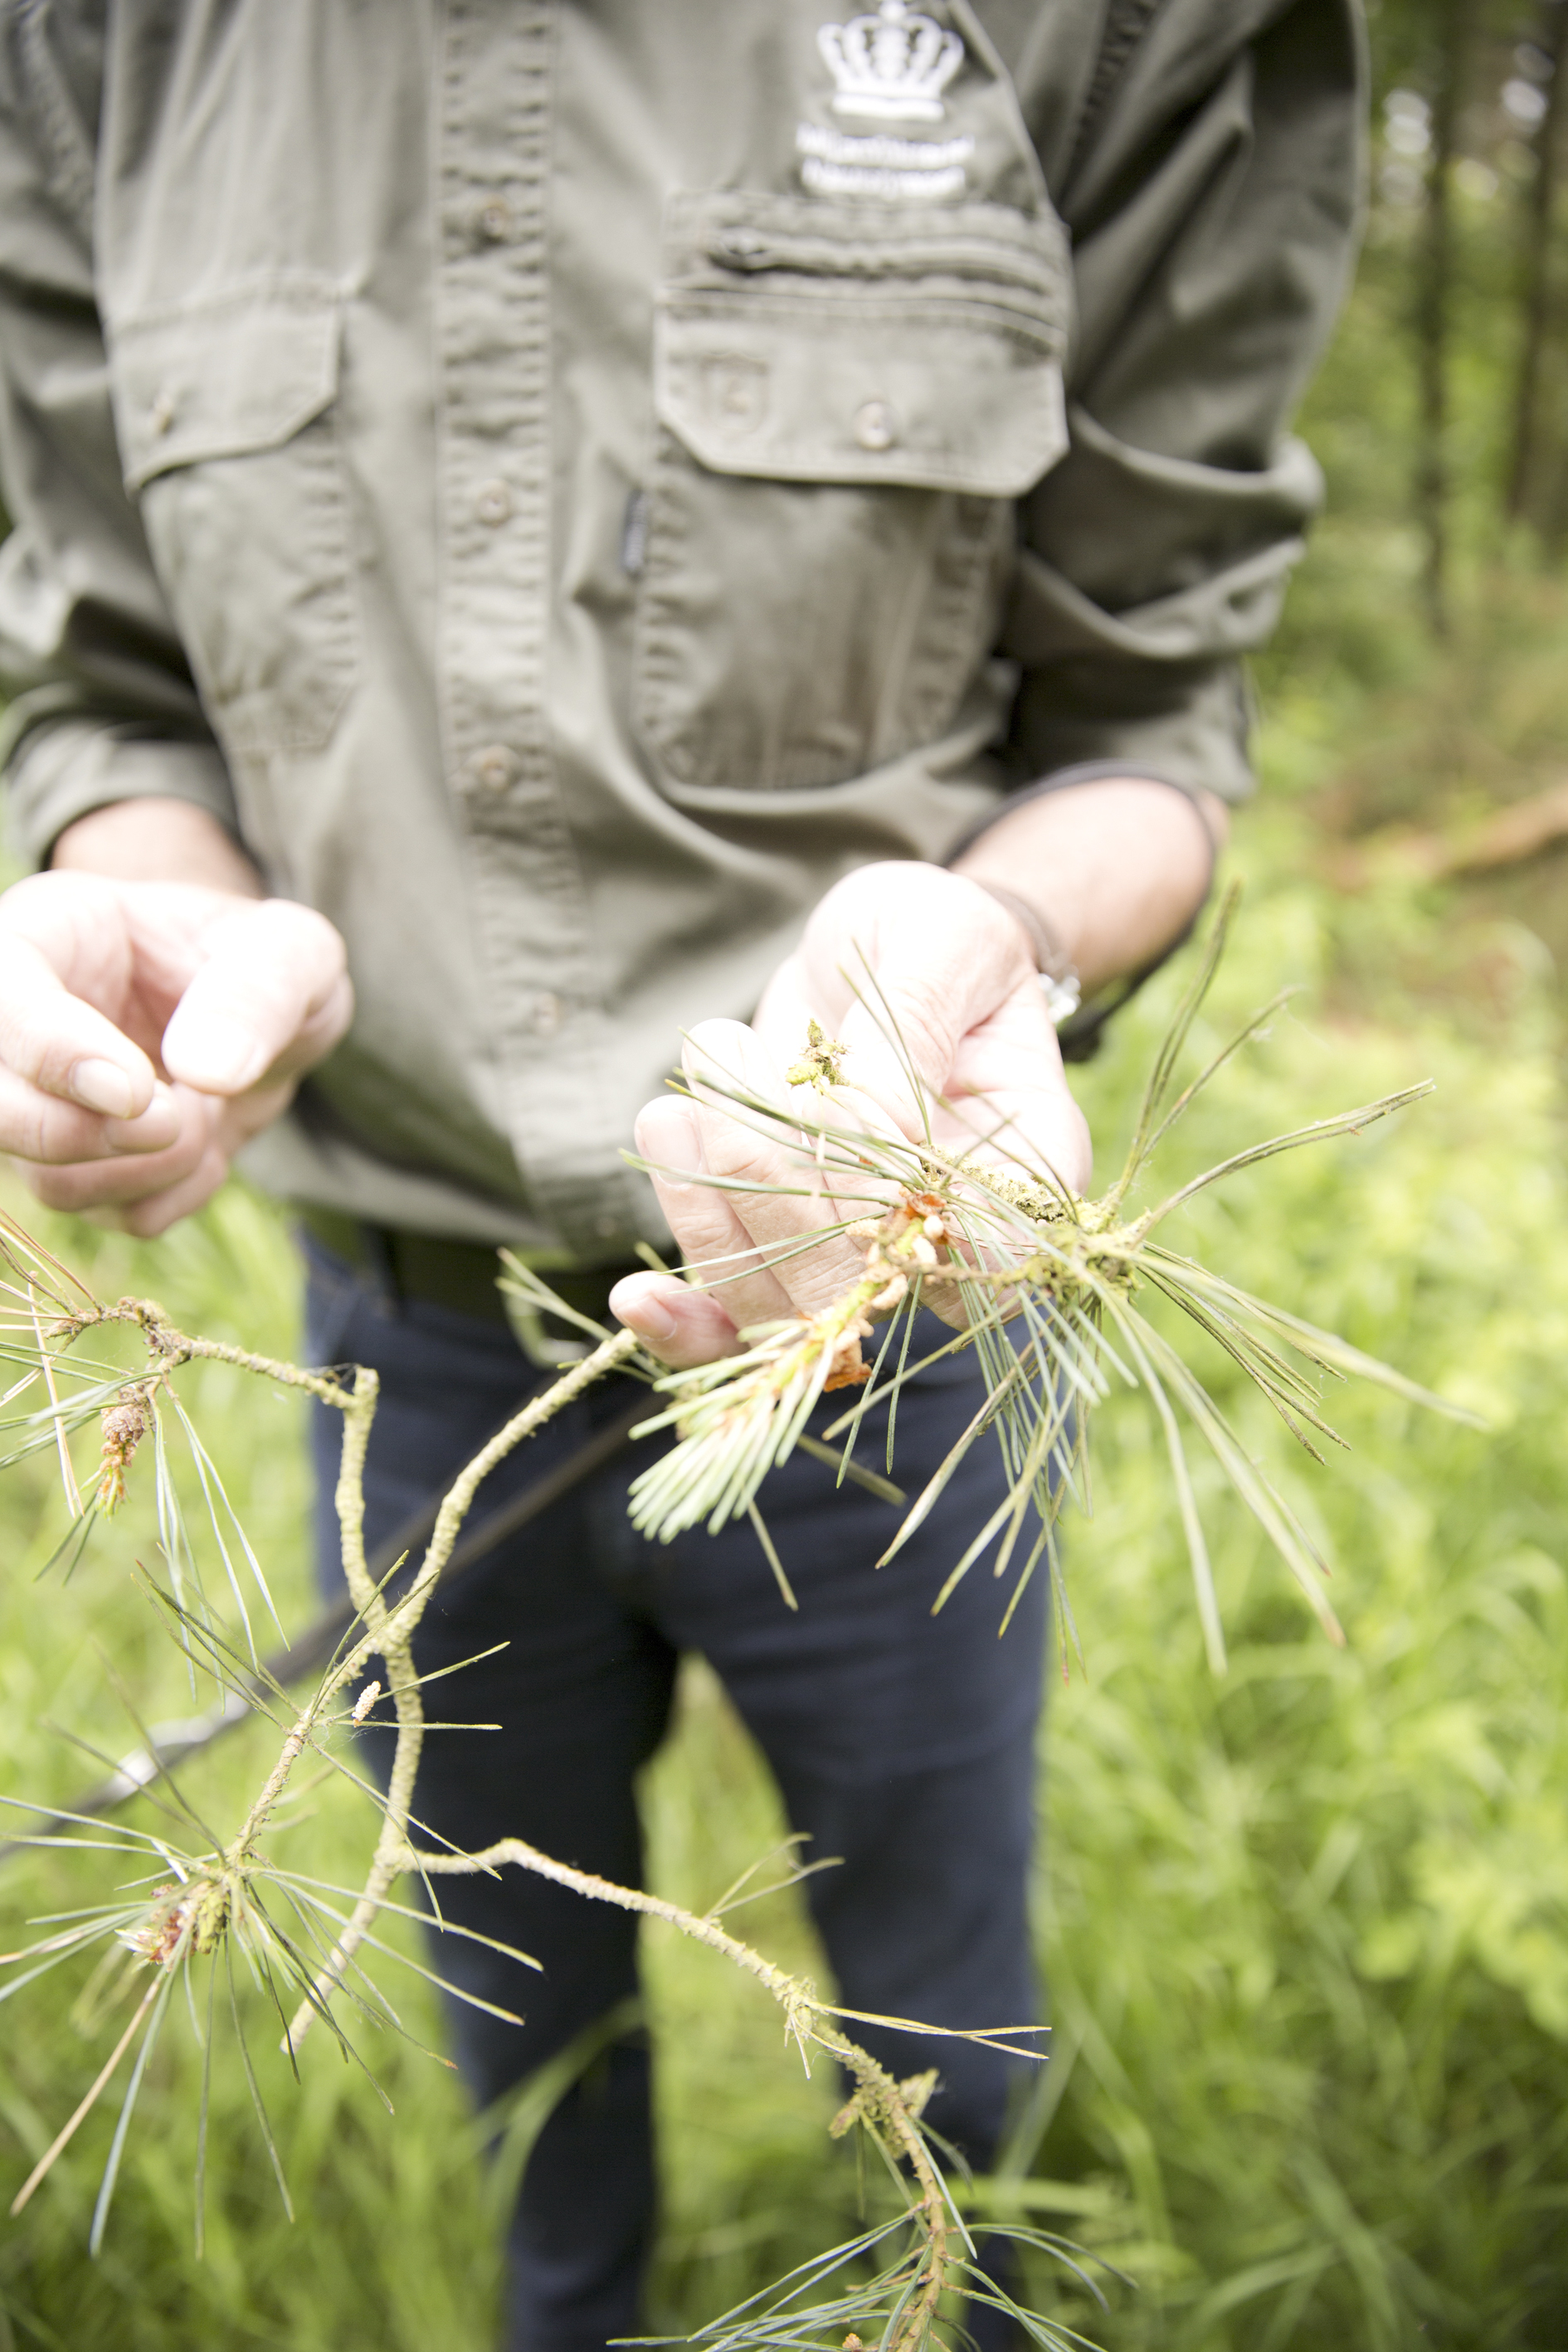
[434,0,631,1258]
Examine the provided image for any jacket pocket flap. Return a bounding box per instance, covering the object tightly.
[655,192,1070,498]
[110,290,342,492]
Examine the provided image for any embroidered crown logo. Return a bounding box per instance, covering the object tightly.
[817,0,964,123]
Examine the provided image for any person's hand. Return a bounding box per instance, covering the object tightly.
[611,862,1091,1368]
[0,871,353,1235]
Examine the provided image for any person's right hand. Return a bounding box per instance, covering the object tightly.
[0,872,352,1235]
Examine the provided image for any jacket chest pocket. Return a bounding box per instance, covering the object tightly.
[110,290,359,760]
[635,192,1071,799]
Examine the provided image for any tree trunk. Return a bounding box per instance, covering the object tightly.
[1507,4,1567,529]
[1415,0,1468,635]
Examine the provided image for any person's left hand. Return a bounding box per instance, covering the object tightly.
[611,862,1092,1368]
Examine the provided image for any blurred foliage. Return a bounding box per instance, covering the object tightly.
[1022,838,1568,2346]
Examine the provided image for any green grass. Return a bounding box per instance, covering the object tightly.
[1025,830,1568,2347]
[0,1191,491,2349]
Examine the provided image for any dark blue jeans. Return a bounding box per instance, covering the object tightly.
[304,1240,1047,2352]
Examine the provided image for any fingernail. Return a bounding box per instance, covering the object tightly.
[611,1280,679,1342]
[104,1082,181,1151]
[636,1100,706,1181]
[70,1058,136,1118]
[165,1013,265,1093]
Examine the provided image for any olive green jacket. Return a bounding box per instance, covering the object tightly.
[0,1,1362,1256]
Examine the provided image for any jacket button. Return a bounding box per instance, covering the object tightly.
[475,479,513,527]
[529,991,562,1037]
[470,745,516,793]
[714,226,767,265]
[854,399,896,452]
[476,196,512,241]
[149,387,178,437]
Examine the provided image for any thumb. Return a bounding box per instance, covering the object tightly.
[160,901,353,1096]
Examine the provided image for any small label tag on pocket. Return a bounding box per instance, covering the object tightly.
[621,489,650,577]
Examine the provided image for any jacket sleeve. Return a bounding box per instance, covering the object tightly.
[0,2,236,866]
[996,0,1364,804]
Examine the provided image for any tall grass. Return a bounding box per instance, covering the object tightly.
[0,1191,491,2349]
[1025,827,1568,2346]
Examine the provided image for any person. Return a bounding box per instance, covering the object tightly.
[0,3,1361,2345]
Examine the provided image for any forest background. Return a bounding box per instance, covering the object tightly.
[3,0,1568,2344]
